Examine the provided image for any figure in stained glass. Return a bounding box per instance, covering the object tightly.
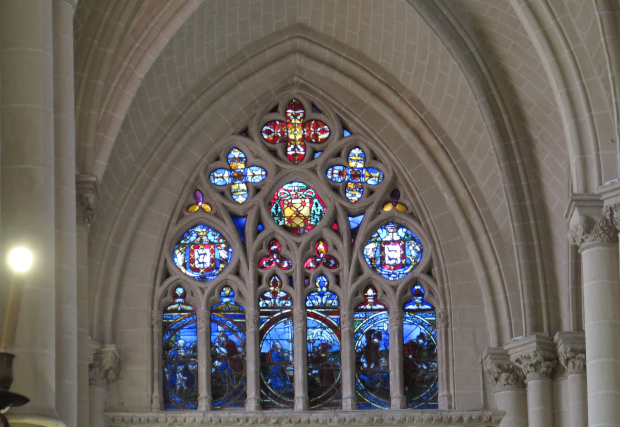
[269,182,326,235]
[326,147,384,203]
[354,287,390,409]
[403,285,438,408]
[209,147,267,203]
[211,286,247,409]
[261,99,330,164]
[173,225,232,281]
[306,276,342,409]
[259,276,294,408]
[258,239,292,270]
[304,240,339,270]
[162,287,198,409]
[187,190,212,212]
[364,223,423,280]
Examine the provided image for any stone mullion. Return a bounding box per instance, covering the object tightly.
[340,309,356,410]
[197,310,211,411]
[293,305,308,410]
[389,307,405,409]
[150,312,163,410]
[436,311,451,409]
[245,309,261,411]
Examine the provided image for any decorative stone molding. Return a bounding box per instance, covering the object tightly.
[76,174,99,227]
[482,348,524,390]
[104,410,504,427]
[436,311,449,329]
[89,345,121,387]
[505,334,557,380]
[197,311,209,330]
[568,215,617,247]
[554,331,586,374]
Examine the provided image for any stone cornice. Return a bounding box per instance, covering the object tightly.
[104,410,504,427]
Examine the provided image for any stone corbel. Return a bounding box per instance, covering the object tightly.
[76,174,100,227]
[554,331,586,374]
[505,334,557,381]
[89,344,121,388]
[482,348,525,390]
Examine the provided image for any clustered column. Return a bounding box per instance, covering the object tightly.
[569,210,620,427]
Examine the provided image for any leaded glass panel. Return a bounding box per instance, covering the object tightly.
[364,223,422,280]
[173,224,233,281]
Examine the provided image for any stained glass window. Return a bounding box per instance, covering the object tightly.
[306,276,341,409]
[209,147,267,203]
[304,240,339,270]
[258,239,292,270]
[173,225,233,281]
[403,285,438,408]
[261,99,330,164]
[188,190,212,213]
[259,276,294,408]
[326,147,384,203]
[354,286,390,409]
[211,286,247,409]
[269,182,326,235]
[231,216,247,241]
[364,223,423,280]
[162,287,198,409]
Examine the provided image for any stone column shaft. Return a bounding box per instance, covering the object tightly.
[555,332,587,427]
[245,310,260,411]
[197,310,211,410]
[293,308,308,410]
[340,310,356,410]
[483,348,527,427]
[88,345,120,427]
[53,1,78,426]
[389,308,404,409]
[0,0,56,417]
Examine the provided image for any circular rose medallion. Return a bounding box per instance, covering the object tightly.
[364,223,422,280]
[173,224,232,281]
[269,182,326,235]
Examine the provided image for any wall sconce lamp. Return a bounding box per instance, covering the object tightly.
[0,247,33,425]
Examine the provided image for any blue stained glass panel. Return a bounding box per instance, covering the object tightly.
[364,223,423,280]
[403,285,438,409]
[173,225,233,281]
[231,216,247,242]
[163,287,198,410]
[343,129,352,137]
[259,277,294,408]
[354,287,390,409]
[211,287,247,409]
[209,147,267,203]
[306,276,342,409]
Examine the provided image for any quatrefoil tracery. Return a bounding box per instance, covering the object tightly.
[261,99,331,164]
[209,147,267,203]
[326,147,384,203]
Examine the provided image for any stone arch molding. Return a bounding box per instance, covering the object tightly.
[90,28,525,365]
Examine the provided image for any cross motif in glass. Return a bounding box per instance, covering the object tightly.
[258,239,292,270]
[210,147,267,203]
[261,99,330,164]
[326,147,384,203]
[304,240,339,270]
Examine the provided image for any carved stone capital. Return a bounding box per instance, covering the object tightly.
[482,348,525,390]
[436,311,449,329]
[512,350,557,380]
[197,311,210,330]
[555,331,586,374]
[568,215,617,247]
[76,174,99,227]
[89,344,121,387]
[604,203,620,231]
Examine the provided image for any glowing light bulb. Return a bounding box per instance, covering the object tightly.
[8,247,33,273]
